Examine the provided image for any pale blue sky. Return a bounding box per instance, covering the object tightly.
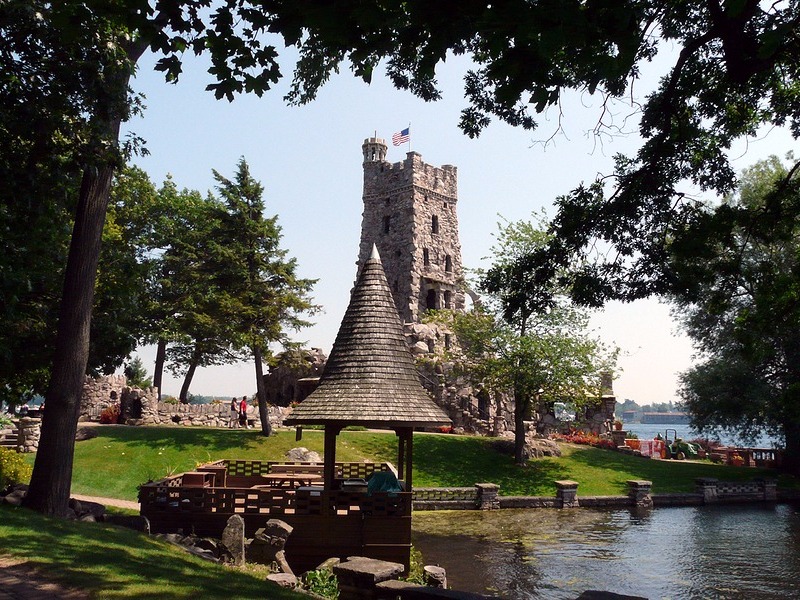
[124,46,795,405]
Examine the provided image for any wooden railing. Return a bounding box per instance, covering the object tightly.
[138,460,412,573]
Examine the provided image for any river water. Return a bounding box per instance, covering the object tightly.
[623,423,780,448]
[412,503,800,599]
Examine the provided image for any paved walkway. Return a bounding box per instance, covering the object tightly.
[0,495,138,599]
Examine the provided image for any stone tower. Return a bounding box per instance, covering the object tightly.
[358,137,465,324]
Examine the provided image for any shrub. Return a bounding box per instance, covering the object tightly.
[99,404,121,424]
[0,447,32,489]
[551,431,616,450]
[302,569,339,599]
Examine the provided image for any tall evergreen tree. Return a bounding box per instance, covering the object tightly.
[213,159,317,435]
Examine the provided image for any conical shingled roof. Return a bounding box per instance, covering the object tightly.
[285,246,451,428]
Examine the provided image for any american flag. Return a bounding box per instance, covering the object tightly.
[392,127,410,146]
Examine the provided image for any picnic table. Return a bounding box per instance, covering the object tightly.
[252,473,323,489]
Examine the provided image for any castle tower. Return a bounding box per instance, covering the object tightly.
[357,137,465,324]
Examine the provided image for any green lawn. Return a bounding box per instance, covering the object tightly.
[23,425,795,500]
[0,503,305,599]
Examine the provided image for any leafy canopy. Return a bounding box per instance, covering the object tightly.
[674,156,800,453]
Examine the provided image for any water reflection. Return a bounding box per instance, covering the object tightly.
[412,503,800,599]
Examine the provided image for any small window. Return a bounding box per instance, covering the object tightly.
[393,280,399,292]
[444,334,452,350]
[423,248,430,266]
[445,255,452,272]
[426,289,438,310]
[444,290,452,309]
[432,215,439,234]
[383,215,391,233]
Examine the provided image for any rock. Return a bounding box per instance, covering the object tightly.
[285,447,322,463]
[423,565,447,589]
[3,493,23,506]
[274,550,294,576]
[221,514,246,566]
[266,573,298,588]
[69,498,106,520]
[105,514,150,533]
[248,520,294,566]
[75,427,98,441]
[523,437,562,459]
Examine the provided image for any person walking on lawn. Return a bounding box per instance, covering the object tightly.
[239,396,249,429]
[229,397,239,428]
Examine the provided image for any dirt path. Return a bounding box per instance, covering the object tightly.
[72,494,139,511]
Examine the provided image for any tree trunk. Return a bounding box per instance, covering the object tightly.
[179,350,200,404]
[153,338,167,402]
[254,345,272,436]
[513,384,528,466]
[23,164,116,516]
[23,37,147,516]
[783,419,800,476]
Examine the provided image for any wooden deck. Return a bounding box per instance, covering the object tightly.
[138,460,411,573]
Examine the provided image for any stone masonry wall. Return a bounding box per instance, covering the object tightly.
[359,141,465,324]
[80,374,128,421]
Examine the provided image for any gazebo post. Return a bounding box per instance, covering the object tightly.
[396,429,406,478]
[323,424,342,491]
[404,429,414,491]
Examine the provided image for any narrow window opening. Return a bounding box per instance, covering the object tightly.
[383,215,391,233]
[423,248,430,266]
[432,215,439,234]
[445,255,452,272]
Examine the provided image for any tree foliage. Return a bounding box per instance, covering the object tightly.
[212,158,318,434]
[673,156,800,473]
[437,216,616,464]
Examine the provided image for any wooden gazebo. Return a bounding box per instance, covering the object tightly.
[285,245,451,491]
[139,247,450,571]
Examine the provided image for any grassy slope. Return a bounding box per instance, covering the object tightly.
[0,504,305,599]
[24,425,794,500]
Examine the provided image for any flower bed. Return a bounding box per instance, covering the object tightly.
[551,431,616,450]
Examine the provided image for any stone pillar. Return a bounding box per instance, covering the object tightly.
[761,479,777,501]
[555,480,579,508]
[611,430,627,448]
[695,477,719,504]
[333,556,404,600]
[16,417,41,453]
[627,480,653,508]
[475,483,500,510]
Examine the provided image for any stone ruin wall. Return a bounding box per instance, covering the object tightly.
[80,373,128,420]
[79,374,288,429]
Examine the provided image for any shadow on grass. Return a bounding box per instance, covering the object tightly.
[85,425,268,453]
[0,505,303,599]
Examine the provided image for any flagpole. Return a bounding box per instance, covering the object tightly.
[407,122,411,151]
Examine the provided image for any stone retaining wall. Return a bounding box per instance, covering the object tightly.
[414,478,781,511]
